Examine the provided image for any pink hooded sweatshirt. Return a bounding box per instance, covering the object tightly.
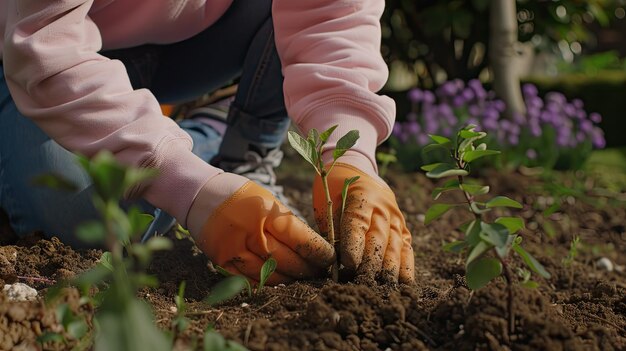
[0,0,395,226]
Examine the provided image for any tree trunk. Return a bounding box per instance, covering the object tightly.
[489,0,526,119]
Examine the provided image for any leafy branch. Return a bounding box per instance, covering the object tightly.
[421,125,551,335]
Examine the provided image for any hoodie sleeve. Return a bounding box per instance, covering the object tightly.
[272,0,396,173]
[2,0,220,224]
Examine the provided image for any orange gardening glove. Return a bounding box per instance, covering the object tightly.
[313,163,415,284]
[190,180,335,284]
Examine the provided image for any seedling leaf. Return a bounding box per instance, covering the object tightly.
[479,222,509,248]
[31,173,79,192]
[495,217,525,234]
[460,183,490,195]
[486,196,523,209]
[466,240,491,266]
[204,329,248,351]
[513,244,551,279]
[424,204,455,225]
[76,220,106,244]
[258,257,277,292]
[287,131,317,170]
[422,143,449,154]
[333,130,360,160]
[421,163,444,171]
[341,176,360,215]
[466,258,502,290]
[443,240,467,253]
[428,134,452,145]
[432,179,460,200]
[319,126,338,143]
[465,219,482,246]
[462,150,500,162]
[426,163,469,178]
[205,276,247,306]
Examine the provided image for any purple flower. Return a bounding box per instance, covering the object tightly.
[529,122,542,137]
[461,88,475,101]
[564,103,576,117]
[417,133,431,146]
[591,128,606,148]
[493,100,506,113]
[483,118,499,130]
[526,149,537,160]
[423,91,436,104]
[407,121,421,135]
[452,95,466,107]
[589,112,602,123]
[484,107,499,120]
[392,123,403,138]
[546,92,566,105]
[468,105,482,117]
[526,96,544,109]
[507,133,519,146]
[408,89,423,103]
[439,81,459,96]
[576,131,586,143]
[407,112,418,121]
[572,99,584,109]
[522,84,538,97]
[579,120,593,133]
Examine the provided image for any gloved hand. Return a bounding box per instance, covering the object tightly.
[313,157,415,284]
[187,175,335,284]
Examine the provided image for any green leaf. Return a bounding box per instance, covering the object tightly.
[37,332,65,344]
[466,258,502,290]
[513,244,551,279]
[521,280,539,289]
[258,257,277,292]
[203,329,248,351]
[205,276,247,306]
[98,252,114,272]
[494,234,516,259]
[287,131,317,170]
[486,196,523,209]
[67,320,88,339]
[432,179,460,200]
[495,217,525,234]
[462,150,501,163]
[31,173,79,192]
[214,265,232,277]
[470,202,491,214]
[443,240,467,253]
[376,152,397,163]
[95,294,170,351]
[479,222,509,248]
[465,219,482,246]
[319,126,337,143]
[466,240,491,266]
[420,163,444,172]
[541,220,557,238]
[459,130,482,139]
[127,207,155,238]
[460,183,490,195]
[341,176,360,214]
[308,129,320,145]
[333,130,360,160]
[76,221,106,244]
[428,134,452,145]
[425,163,469,178]
[144,237,173,252]
[123,168,158,192]
[422,143,449,154]
[424,204,455,225]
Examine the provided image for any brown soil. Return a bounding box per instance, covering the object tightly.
[1,164,625,350]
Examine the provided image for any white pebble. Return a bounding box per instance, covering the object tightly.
[169,306,178,313]
[417,214,425,223]
[241,302,249,308]
[596,257,614,272]
[3,283,38,301]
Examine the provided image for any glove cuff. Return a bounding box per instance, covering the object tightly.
[186,173,249,235]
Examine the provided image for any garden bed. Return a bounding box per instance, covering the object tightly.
[1,160,625,350]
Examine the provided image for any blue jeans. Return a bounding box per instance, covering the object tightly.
[0,0,289,247]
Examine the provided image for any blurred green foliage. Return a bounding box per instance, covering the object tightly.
[381,0,625,86]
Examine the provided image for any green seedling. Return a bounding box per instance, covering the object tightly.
[376,150,398,178]
[562,236,581,286]
[40,151,244,351]
[287,126,360,281]
[422,125,551,334]
[171,281,190,339]
[214,257,277,297]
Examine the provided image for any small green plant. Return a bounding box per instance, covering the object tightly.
[562,236,581,286]
[40,151,246,351]
[215,257,277,297]
[421,125,551,334]
[287,126,360,281]
[376,150,398,178]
